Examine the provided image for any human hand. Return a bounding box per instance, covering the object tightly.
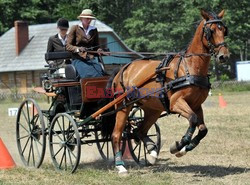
[97,48,103,56]
[97,48,110,56]
[78,47,86,52]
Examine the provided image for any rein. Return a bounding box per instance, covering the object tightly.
[100,75,210,118]
[88,50,211,58]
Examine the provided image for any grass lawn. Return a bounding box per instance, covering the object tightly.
[0,91,250,184]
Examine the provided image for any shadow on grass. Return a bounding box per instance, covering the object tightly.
[77,159,141,171]
[152,162,250,177]
[42,157,250,177]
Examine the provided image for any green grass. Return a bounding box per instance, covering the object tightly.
[1,92,250,184]
[0,165,172,185]
[211,81,250,94]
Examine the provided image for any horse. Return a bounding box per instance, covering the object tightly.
[105,9,230,174]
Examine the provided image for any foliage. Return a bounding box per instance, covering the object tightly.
[124,0,200,52]
[0,0,249,79]
[212,81,250,93]
[220,74,230,81]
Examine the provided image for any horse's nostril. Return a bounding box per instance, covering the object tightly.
[218,55,229,62]
[219,55,224,61]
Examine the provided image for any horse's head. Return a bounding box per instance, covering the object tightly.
[201,9,230,62]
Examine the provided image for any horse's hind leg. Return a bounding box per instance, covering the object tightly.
[137,108,162,164]
[112,105,132,174]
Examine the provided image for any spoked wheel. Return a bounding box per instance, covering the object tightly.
[16,98,46,168]
[94,123,114,161]
[124,107,161,165]
[49,113,81,173]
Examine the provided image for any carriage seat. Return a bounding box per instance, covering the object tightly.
[65,64,79,81]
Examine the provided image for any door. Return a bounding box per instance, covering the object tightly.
[19,73,27,94]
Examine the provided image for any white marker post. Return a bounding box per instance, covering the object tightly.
[8,108,18,116]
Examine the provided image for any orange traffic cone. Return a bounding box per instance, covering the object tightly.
[122,141,132,160]
[0,138,16,169]
[219,93,227,108]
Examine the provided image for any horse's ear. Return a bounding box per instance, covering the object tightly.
[218,10,225,19]
[201,9,210,21]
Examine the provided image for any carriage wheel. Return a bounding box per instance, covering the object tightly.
[124,107,161,165]
[49,113,81,173]
[94,124,114,161]
[16,98,46,168]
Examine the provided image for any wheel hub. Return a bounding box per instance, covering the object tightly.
[31,125,41,140]
[66,137,76,151]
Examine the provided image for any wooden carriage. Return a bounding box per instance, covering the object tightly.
[15,52,161,173]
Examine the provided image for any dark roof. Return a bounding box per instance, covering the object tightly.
[0,20,140,72]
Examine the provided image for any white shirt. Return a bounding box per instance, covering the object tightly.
[58,33,67,46]
[78,23,96,36]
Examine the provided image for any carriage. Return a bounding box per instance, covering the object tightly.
[16,9,229,174]
[15,52,161,173]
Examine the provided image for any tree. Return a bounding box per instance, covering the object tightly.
[0,0,249,80]
[124,0,200,52]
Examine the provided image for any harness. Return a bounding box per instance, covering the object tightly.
[114,17,227,114]
[155,55,211,114]
[155,18,227,113]
[202,19,228,55]
[155,55,174,114]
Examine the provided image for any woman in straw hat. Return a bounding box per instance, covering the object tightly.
[66,9,104,78]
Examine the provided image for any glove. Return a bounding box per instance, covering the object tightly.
[79,47,86,52]
[97,48,110,56]
[76,47,86,53]
[97,48,103,56]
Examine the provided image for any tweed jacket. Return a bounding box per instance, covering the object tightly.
[47,34,66,52]
[66,25,99,60]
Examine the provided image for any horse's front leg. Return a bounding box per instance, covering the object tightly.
[183,123,207,152]
[169,98,207,157]
[176,108,208,157]
[112,105,132,174]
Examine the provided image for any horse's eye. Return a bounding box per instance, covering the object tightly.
[217,24,222,30]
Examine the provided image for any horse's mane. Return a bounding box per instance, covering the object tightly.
[184,20,201,52]
[208,11,219,19]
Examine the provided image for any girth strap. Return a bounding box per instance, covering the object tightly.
[167,75,211,90]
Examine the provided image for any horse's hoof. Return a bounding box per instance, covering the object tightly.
[147,150,158,165]
[175,146,187,158]
[115,165,128,175]
[170,141,179,154]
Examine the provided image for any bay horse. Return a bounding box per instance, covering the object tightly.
[107,9,229,173]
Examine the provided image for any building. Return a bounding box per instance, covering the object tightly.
[236,61,250,81]
[0,20,142,94]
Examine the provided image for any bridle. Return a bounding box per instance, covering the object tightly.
[202,19,228,56]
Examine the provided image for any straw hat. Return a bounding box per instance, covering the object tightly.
[78,9,96,19]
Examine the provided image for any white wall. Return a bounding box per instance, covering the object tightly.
[236,61,250,81]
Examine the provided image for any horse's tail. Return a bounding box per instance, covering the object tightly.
[98,68,120,138]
